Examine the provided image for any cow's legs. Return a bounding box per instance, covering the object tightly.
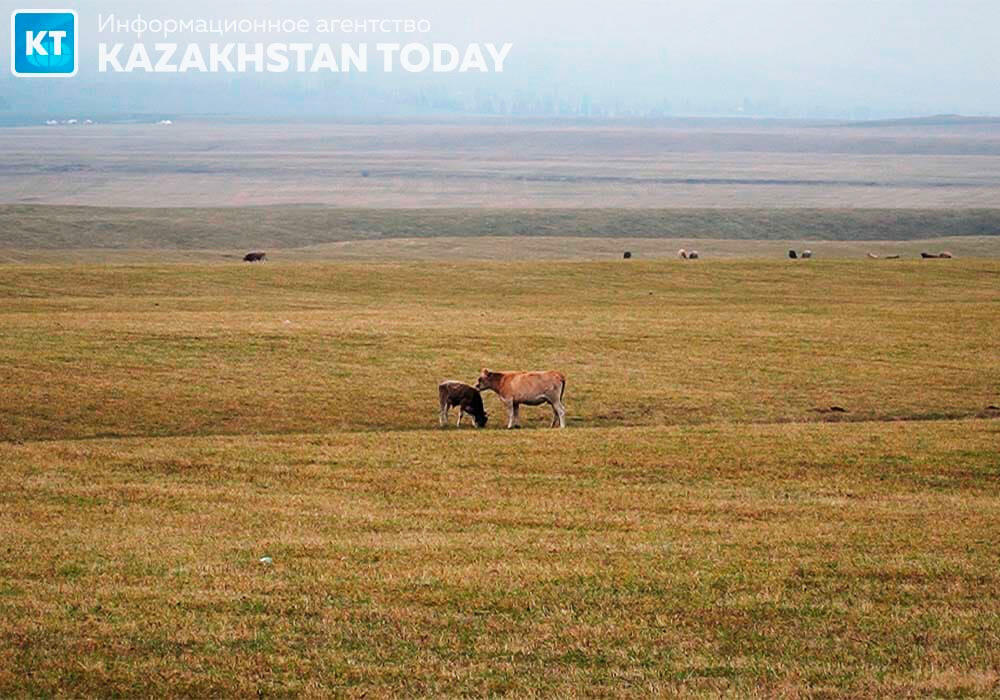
[550,400,560,428]
[439,402,449,427]
[552,399,566,428]
[512,402,521,428]
[505,400,516,429]
[456,411,463,427]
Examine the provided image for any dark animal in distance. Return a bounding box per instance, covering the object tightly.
[812,405,848,414]
[476,368,567,429]
[788,250,798,259]
[623,251,632,259]
[243,252,266,262]
[687,250,699,259]
[801,250,812,259]
[438,381,488,428]
[921,251,953,259]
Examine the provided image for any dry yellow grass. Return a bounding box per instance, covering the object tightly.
[1,258,998,696]
[2,421,998,696]
[1,260,997,442]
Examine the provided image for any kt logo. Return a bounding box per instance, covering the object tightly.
[11,9,78,77]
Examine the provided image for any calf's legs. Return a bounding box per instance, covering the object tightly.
[439,391,455,428]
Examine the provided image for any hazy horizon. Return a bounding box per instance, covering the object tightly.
[2,0,999,121]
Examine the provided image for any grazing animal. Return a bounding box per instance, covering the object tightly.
[921,252,953,259]
[885,254,901,259]
[475,369,567,429]
[788,250,798,259]
[687,250,699,259]
[939,251,953,259]
[243,252,266,262]
[678,249,688,259]
[801,250,813,259]
[811,405,849,414]
[623,251,632,259]
[438,381,488,428]
[868,252,880,259]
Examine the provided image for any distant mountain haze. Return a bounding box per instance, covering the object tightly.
[1,0,998,121]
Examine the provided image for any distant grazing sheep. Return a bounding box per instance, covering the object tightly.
[687,250,699,259]
[243,252,266,262]
[871,253,902,260]
[678,249,688,259]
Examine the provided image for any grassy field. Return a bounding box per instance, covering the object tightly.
[5,235,1000,265]
[3,420,999,696]
[1,259,999,695]
[2,260,999,441]
[2,205,1000,255]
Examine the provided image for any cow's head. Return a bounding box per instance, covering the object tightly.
[475,368,494,392]
[474,410,489,428]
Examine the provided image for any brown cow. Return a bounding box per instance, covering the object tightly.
[475,369,567,429]
[439,381,488,428]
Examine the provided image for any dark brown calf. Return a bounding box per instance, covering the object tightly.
[439,381,488,428]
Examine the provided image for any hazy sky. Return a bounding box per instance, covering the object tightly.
[2,0,999,119]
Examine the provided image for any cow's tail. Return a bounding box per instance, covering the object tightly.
[560,374,566,402]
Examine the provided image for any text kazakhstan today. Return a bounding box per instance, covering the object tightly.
[98,42,514,73]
